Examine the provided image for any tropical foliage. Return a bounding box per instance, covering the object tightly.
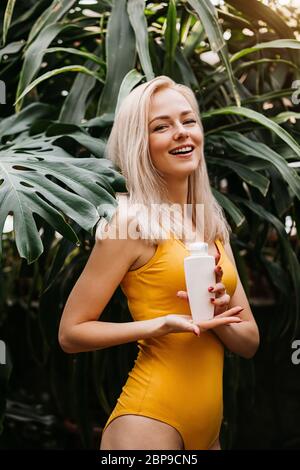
[0,0,300,448]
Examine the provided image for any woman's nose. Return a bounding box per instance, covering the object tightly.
[173,123,189,139]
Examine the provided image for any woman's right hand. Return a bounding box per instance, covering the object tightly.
[163,307,243,336]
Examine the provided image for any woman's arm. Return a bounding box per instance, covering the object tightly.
[212,241,260,359]
[58,211,168,353]
[59,211,244,353]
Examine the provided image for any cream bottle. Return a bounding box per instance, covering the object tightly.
[183,242,215,323]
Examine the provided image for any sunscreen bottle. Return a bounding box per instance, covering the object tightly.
[184,242,215,322]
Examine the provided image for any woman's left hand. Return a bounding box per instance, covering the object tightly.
[176,256,239,317]
[207,263,231,317]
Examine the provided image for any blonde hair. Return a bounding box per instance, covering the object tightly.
[96,76,231,245]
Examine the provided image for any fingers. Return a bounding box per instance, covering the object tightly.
[208,282,226,297]
[184,318,200,336]
[198,316,242,330]
[217,306,244,318]
[212,316,242,327]
[214,265,223,283]
[176,291,188,300]
[170,314,200,336]
[192,325,200,336]
[211,294,231,307]
[168,306,244,338]
[215,253,221,266]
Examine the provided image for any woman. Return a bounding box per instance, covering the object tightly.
[58,76,260,450]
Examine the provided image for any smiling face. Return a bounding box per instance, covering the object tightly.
[148,87,203,182]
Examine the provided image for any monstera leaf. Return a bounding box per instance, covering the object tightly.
[0,132,125,263]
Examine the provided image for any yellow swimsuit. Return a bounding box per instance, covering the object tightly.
[102,237,238,450]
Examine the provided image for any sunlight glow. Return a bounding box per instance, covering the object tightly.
[3,215,13,234]
[263,0,300,6]
[79,0,98,4]
[274,0,300,6]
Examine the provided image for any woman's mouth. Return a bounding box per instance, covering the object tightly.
[169,145,194,158]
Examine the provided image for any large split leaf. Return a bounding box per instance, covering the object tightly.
[0,135,123,262]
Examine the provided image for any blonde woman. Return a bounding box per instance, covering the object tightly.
[58,76,260,450]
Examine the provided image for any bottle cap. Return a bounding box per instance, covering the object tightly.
[187,242,208,254]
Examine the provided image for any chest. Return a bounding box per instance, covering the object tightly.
[129,237,220,272]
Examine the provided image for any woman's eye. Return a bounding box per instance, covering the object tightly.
[184,119,196,125]
[153,119,196,132]
[154,125,168,131]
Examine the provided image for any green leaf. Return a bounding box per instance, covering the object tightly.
[0,40,24,60]
[2,0,16,47]
[182,20,204,59]
[186,0,240,106]
[0,134,122,262]
[231,39,300,64]
[26,0,76,46]
[97,0,136,117]
[261,256,290,296]
[233,58,300,75]
[179,8,192,45]
[212,188,245,227]
[45,47,106,67]
[241,88,296,106]
[43,238,80,294]
[16,23,79,111]
[175,46,199,88]
[218,8,252,29]
[208,156,270,196]
[15,65,104,107]
[235,196,300,335]
[115,69,144,116]
[59,45,102,125]
[220,131,300,201]
[202,106,300,160]
[227,0,296,41]
[187,0,225,52]
[46,123,107,159]
[127,0,154,81]
[9,0,50,31]
[272,112,300,125]
[0,103,54,141]
[163,0,179,76]
[268,167,293,217]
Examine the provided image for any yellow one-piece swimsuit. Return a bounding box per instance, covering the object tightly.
[102,236,238,450]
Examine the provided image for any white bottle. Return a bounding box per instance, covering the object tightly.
[183,242,215,323]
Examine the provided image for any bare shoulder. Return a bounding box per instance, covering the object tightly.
[95,204,143,262]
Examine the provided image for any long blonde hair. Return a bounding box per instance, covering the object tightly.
[96,76,231,245]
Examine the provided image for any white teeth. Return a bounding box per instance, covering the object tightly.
[170,146,193,154]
